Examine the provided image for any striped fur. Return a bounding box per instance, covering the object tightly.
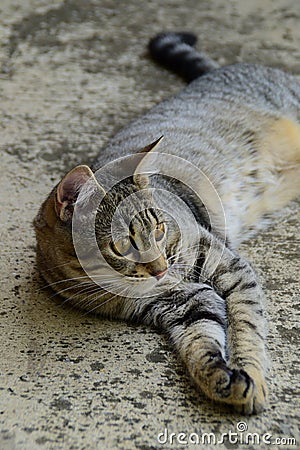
[148,32,219,82]
[34,32,300,414]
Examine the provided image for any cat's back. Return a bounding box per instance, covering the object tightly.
[182,63,300,112]
[94,62,300,169]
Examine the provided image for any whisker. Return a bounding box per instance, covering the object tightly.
[84,290,123,315]
[41,261,80,273]
[45,273,123,299]
[57,283,100,302]
[37,275,95,292]
[83,280,136,314]
[37,272,114,291]
[69,287,105,309]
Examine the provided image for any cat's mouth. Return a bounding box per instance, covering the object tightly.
[148,267,168,280]
[124,262,169,281]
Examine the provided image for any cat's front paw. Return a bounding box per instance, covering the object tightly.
[209,367,253,406]
[234,369,268,415]
[206,365,268,414]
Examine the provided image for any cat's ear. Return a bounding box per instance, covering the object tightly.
[133,136,164,188]
[55,165,104,222]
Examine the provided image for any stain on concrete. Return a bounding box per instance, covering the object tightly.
[146,347,169,363]
[90,361,105,371]
[51,397,73,411]
[8,1,99,56]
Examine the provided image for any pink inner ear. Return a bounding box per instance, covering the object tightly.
[56,166,93,219]
[58,166,93,202]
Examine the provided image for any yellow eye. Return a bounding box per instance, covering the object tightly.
[154,223,165,242]
[111,237,132,256]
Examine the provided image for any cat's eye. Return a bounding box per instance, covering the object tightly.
[155,223,166,242]
[110,237,132,257]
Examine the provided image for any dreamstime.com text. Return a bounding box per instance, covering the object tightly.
[157,422,297,446]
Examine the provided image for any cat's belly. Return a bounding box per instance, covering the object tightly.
[219,116,300,242]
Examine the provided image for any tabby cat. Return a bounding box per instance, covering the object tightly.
[34,32,300,415]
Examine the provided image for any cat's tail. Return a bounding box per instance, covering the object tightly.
[148,32,219,83]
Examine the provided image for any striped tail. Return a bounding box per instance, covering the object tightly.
[148,32,219,83]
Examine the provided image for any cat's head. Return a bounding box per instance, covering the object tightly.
[33,139,195,313]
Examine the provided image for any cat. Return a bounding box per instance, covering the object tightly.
[34,32,300,415]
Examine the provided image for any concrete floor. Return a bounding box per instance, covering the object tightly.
[0,1,299,449]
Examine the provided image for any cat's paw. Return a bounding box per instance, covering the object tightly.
[208,366,268,414]
[234,369,268,415]
[210,367,253,403]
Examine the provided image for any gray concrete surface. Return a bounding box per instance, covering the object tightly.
[0,1,299,449]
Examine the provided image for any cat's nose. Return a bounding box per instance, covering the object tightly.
[151,268,168,280]
[146,255,168,280]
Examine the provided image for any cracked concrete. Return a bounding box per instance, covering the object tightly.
[0,0,299,449]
